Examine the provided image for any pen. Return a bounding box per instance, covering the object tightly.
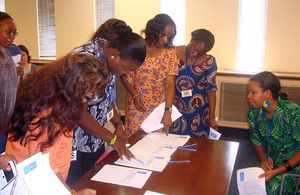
[95,146,114,164]
[167,160,190,164]
[177,147,196,152]
[182,143,197,148]
[134,158,145,165]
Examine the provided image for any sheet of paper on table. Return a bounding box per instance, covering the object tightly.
[237,167,267,195]
[91,164,152,189]
[142,132,190,146]
[141,102,182,133]
[144,190,167,195]
[129,139,177,157]
[114,152,171,172]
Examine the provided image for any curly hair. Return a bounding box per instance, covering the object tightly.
[91,18,130,41]
[8,53,109,151]
[0,46,18,135]
[142,13,176,48]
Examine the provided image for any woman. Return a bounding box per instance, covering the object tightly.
[0,12,23,78]
[5,53,108,194]
[248,71,300,194]
[66,19,146,185]
[0,46,17,170]
[122,13,178,137]
[170,29,218,138]
[18,44,38,77]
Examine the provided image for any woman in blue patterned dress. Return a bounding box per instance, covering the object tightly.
[248,71,300,194]
[170,29,218,138]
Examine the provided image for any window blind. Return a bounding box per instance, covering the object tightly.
[37,0,56,57]
[95,0,115,29]
[236,0,268,71]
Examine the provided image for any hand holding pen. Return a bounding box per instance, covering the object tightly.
[133,91,146,112]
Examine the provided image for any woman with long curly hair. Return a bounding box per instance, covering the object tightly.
[121,14,178,137]
[5,53,109,194]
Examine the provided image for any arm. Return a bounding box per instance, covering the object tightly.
[120,75,145,112]
[253,144,273,171]
[259,152,300,181]
[207,90,218,130]
[161,74,176,135]
[78,102,134,160]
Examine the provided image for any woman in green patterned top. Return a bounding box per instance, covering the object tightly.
[248,71,300,194]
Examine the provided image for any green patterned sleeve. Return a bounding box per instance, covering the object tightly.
[248,107,265,147]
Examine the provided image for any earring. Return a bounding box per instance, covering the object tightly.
[111,56,115,59]
[263,100,270,108]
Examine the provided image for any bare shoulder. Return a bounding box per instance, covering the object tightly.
[175,45,185,60]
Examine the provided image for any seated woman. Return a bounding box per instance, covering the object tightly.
[5,53,109,194]
[248,71,300,194]
[18,44,38,77]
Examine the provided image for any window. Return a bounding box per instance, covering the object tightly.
[37,0,56,58]
[0,0,4,12]
[95,0,115,29]
[161,0,185,45]
[236,0,268,71]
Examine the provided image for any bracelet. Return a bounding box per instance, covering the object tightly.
[282,160,293,171]
[131,93,139,99]
[108,134,117,146]
[71,189,76,195]
[114,121,123,127]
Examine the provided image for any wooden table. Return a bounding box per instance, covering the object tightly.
[71,131,239,195]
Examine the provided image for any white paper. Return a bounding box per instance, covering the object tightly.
[142,132,190,146]
[0,152,70,195]
[11,54,21,67]
[144,190,166,195]
[141,102,182,133]
[237,167,266,195]
[129,139,177,157]
[91,164,152,189]
[114,153,170,172]
[208,127,221,140]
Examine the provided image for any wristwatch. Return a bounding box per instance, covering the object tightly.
[282,160,293,171]
[165,107,172,113]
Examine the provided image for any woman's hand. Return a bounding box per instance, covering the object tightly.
[114,125,127,144]
[161,111,172,135]
[133,95,146,112]
[0,154,17,171]
[112,136,135,160]
[16,65,24,78]
[258,169,277,181]
[260,160,273,172]
[209,118,218,130]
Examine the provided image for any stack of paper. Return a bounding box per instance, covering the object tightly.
[141,102,182,133]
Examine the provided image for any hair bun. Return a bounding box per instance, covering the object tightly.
[115,25,132,36]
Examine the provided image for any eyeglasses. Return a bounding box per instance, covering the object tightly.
[0,29,19,37]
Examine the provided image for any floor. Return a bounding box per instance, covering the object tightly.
[218,127,260,195]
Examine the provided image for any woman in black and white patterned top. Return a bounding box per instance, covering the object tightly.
[66,19,146,185]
